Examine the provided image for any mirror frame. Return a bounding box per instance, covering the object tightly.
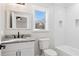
[6,10,32,30]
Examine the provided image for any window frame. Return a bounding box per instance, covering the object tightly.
[33,6,49,31]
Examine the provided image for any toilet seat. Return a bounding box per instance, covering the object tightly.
[44,49,57,56]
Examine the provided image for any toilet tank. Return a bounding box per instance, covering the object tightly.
[39,38,50,50]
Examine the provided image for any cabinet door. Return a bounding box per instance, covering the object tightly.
[1,41,35,56]
[21,48,34,56]
[1,44,17,56]
[19,42,35,56]
[2,50,16,56]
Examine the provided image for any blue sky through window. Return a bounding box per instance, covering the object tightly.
[35,10,45,21]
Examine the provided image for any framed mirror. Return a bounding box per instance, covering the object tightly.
[7,11,32,29]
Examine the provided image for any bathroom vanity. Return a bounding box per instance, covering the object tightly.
[1,38,35,56]
[1,5,35,56]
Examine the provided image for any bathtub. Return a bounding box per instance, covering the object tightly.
[55,45,79,56]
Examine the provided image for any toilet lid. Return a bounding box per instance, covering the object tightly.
[44,49,57,56]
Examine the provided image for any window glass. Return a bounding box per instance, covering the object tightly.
[35,10,46,29]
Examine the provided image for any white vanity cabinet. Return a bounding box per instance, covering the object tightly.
[1,41,35,56]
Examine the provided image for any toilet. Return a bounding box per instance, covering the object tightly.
[39,38,57,56]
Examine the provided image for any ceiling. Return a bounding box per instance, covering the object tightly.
[28,3,76,8]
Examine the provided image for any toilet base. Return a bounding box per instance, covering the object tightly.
[41,49,57,56]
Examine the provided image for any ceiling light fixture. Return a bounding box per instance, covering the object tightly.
[16,3,25,5]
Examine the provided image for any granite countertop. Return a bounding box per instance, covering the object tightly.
[1,38,35,44]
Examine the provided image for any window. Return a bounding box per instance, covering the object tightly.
[35,10,46,29]
[33,8,48,31]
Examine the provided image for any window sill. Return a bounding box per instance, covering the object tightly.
[32,29,49,32]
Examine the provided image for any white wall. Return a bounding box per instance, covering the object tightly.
[0,4,5,55]
[52,4,79,49]
[30,4,67,49]
[52,4,66,47]
[0,4,5,42]
[54,3,79,49]
[48,6,55,49]
[50,4,79,49]
[65,4,79,49]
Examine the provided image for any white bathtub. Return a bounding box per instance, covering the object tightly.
[55,45,79,56]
